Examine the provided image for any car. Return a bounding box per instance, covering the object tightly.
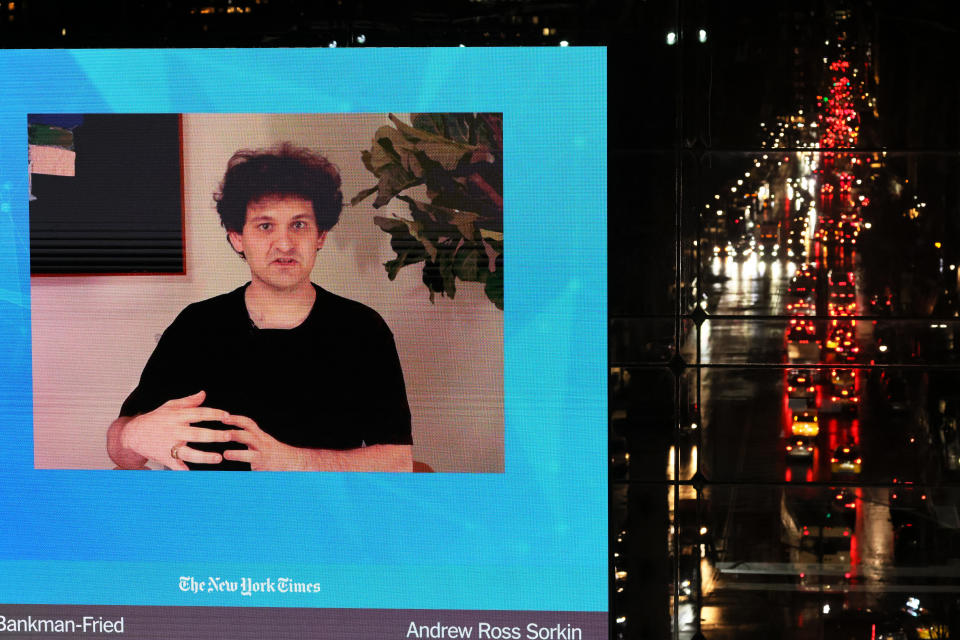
[889,478,933,527]
[791,410,820,436]
[827,293,856,316]
[786,369,817,400]
[828,269,856,289]
[787,318,818,343]
[829,487,858,526]
[784,230,808,260]
[734,235,753,258]
[815,487,858,529]
[786,319,821,361]
[828,368,858,413]
[784,435,816,461]
[868,291,894,315]
[827,272,856,312]
[829,368,855,388]
[830,444,862,475]
[787,271,816,297]
[786,296,816,315]
[712,240,736,258]
[798,519,852,573]
[825,325,858,355]
[789,367,817,384]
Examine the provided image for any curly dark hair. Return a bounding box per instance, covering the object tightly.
[214,143,343,234]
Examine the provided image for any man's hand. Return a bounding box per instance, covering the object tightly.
[221,414,413,472]
[114,391,233,470]
[220,414,311,470]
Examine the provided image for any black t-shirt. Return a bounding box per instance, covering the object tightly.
[120,283,412,470]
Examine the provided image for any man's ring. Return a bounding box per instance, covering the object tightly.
[171,444,182,460]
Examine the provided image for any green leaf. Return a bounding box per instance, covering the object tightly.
[411,114,442,136]
[360,149,376,174]
[401,150,424,178]
[374,216,427,281]
[421,259,444,299]
[373,216,409,233]
[435,245,457,299]
[369,126,404,170]
[485,268,503,310]
[355,113,504,310]
[453,245,481,282]
[350,185,378,206]
[373,165,419,208]
[412,113,472,143]
[420,235,439,262]
[449,209,481,240]
[389,114,476,171]
[385,252,419,280]
[397,195,480,239]
[483,236,503,256]
[416,141,471,172]
[477,113,503,150]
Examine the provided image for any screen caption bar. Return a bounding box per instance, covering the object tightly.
[0,605,607,640]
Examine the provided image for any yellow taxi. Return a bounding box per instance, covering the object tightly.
[791,410,819,437]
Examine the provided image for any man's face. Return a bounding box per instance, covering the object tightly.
[228,195,327,293]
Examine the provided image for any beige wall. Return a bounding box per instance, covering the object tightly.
[32,113,503,472]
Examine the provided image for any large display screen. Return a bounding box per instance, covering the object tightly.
[0,48,607,638]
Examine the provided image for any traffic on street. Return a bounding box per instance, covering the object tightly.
[611,6,960,639]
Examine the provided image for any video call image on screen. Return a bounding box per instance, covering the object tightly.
[0,49,606,639]
[30,112,505,474]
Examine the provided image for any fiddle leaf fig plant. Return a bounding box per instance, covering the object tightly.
[353,113,503,309]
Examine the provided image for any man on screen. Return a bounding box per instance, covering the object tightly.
[106,144,413,471]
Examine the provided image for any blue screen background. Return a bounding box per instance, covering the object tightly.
[0,48,607,611]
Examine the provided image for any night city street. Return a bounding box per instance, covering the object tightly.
[610,2,960,638]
